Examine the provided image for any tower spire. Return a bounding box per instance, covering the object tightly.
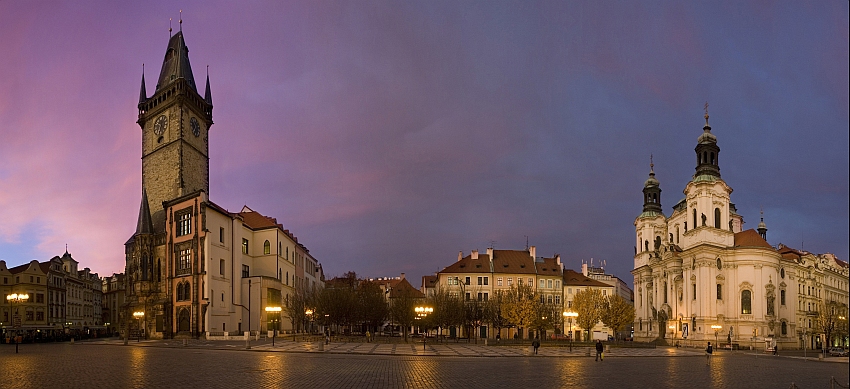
[179,10,182,31]
[138,64,147,104]
[642,154,662,214]
[694,104,721,178]
[757,206,768,240]
[204,65,213,105]
[169,18,172,37]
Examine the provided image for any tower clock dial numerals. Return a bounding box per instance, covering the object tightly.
[153,115,168,136]
[190,117,200,137]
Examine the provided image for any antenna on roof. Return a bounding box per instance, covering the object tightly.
[169,18,173,37]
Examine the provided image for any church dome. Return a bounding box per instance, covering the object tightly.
[698,125,717,144]
[644,171,659,187]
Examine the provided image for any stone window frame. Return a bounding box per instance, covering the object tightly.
[175,207,193,237]
[740,288,753,315]
[176,246,192,276]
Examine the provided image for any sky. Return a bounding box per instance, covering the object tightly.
[0,1,847,286]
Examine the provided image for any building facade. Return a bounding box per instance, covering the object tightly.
[631,113,849,350]
[124,30,324,339]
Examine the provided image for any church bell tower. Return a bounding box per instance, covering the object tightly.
[136,30,213,234]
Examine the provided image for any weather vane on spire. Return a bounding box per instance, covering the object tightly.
[650,154,654,172]
[169,18,173,36]
[179,10,183,31]
[704,101,709,125]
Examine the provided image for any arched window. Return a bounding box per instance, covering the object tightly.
[286,272,289,285]
[286,247,289,260]
[141,254,148,281]
[703,151,707,163]
[644,240,649,252]
[675,226,680,243]
[710,152,715,164]
[264,240,271,255]
[278,242,282,256]
[157,259,161,282]
[693,209,697,229]
[669,233,673,243]
[654,236,661,250]
[781,321,787,335]
[177,282,184,301]
[663,282,668,304]
[714,208,721,228]
[741,290,752,314]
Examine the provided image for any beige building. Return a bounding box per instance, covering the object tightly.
[124,30,324,339]
[631,113,848,349]
[563,269,615,340]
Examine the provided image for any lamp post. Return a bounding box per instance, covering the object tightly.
[305,309,314,335]
[711,325,722,348]
[265,306,281,346]
[563,311,578,352]
[7,293,29,353]
[133,311,144,342]
[415,306,433,351]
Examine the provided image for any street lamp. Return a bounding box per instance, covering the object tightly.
[7,293,29,353]
[133,311,144,342]
[414,306,433,351]
[265,306,281,346]
[669,324,677,347]
[563,311,578,352]
[711,325,722,348]
[305,309,314,335]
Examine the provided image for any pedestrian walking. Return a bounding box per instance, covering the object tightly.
[366,331,371,343]
[706,342,713,365]
[532,337,540,355]
[595,340,604,361]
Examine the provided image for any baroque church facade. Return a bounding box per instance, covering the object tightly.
[631,112,848,350]
[124,30,324,339]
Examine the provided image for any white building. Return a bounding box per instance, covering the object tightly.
[631,112,848,350]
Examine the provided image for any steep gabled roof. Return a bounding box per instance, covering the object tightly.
[733,229,773,249]
[421,275,437,289]
[389,277,425,299]
[492,250,536,274]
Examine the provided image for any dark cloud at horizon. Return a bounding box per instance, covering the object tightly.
[0,1,847,286]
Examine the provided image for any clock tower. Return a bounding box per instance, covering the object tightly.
[136,30,213,233]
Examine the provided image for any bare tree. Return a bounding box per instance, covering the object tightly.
[816,300,844,351]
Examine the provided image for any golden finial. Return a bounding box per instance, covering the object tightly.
[650,154,654,172]
[179,10,183,31]
[169,18,172,36]
[704,102,709,125]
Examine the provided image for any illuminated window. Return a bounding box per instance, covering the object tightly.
[741,290,752,314]
[177,211,192,236]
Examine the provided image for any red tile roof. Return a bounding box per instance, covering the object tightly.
[421,275,437,289]
[562,269,609,287]
[734,229,773,249]
[536,257,562,276]
[440,254,492,273]
[492,250,536,274]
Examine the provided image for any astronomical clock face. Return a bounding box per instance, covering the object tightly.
[190,117,200,137]
[154,115,168,136]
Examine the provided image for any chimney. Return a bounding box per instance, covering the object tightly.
[458,251,463,262]
[486,247,493,259]
[400,273,405,280]
[471,250,479,260]
[529,246,536,259]
[556,254,562,270]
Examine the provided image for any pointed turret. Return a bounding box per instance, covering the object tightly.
[642,156,663,215]
[204,72,212,105]
[135,187,154,235]
[694,106,721,178]
[156,31,196,92]
[139,69,147,104]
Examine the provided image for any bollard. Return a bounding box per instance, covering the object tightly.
[123,336,128,346]
[484,338,488,346]
[71,338,75,345]
[606,344,610,352]
[319,342,324,351]
[246,338,251,350]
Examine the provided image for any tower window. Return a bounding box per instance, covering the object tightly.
[714,208,721,228]
[716,284,722,300]
[710,152,715,164]
[242,239,249,255]
[693,210,697,229]
[263,240,271,255]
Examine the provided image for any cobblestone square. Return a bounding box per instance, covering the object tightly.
[1,341,847,389]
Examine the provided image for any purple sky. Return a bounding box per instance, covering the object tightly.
[1,1,847,286]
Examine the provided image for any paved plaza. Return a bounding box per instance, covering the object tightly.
[1,340,847,388]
